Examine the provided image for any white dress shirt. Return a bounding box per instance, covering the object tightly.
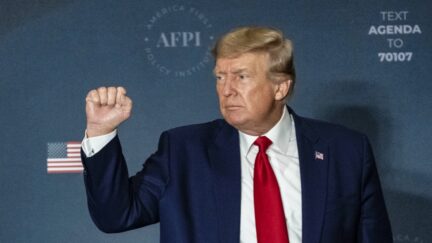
[81,129,116,157]
[81,107,302,243]
[239,107,302,243]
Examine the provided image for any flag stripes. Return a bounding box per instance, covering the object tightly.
[47,142,83,174]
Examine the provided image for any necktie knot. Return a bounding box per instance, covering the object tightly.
[254,136,272,152]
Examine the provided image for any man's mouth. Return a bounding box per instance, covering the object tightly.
[225,105,243,111]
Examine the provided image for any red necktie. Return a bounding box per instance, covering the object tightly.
[253,136,289,243]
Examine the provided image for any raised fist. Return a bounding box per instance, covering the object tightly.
[85,86,132,137]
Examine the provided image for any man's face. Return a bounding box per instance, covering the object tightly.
[214,52,286,135]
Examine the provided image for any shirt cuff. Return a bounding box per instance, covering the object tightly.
[81,130,117,157]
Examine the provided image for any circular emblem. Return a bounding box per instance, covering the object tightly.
[144,5,214,78]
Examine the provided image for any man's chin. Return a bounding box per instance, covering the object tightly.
[223,115,246,128]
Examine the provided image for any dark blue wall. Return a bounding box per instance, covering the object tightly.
[1,0,431,242]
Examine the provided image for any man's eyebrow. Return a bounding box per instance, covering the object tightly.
[213,69,225,75]
[231,68,249,74]
[213,68,249,75]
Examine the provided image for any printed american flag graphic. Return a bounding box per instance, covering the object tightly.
[47,142,83,173]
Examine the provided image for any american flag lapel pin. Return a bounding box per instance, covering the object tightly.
[315,151,324,160]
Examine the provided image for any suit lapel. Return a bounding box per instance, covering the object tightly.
[206,109,329,243]
[208,121,241,243]
[291,110,329,243]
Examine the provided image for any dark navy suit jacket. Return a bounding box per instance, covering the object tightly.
[82,108,392,243]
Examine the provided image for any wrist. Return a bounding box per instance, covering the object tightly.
[86,125,115,138]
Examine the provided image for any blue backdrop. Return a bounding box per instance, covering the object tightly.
[0,0,431,242]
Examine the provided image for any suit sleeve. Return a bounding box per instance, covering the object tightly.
[358,136,393,242]
[81,132,171,233]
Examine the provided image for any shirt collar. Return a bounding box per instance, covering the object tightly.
[239,106,292,156]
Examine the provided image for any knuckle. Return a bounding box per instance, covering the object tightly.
[88,89,97,96]
[117,86,126,94]
[97,86,107,92]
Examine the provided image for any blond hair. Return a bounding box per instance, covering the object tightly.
[212,26,296,92]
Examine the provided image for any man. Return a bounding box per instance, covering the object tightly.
[81,26,393,243]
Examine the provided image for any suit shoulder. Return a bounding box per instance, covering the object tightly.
[296,115,367,143]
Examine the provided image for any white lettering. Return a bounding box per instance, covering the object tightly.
[156,32,170,47]
[368,25,422,35]
[380,11,409,21]
[387,38,403,48]
[157,32,201,47]
[413,25,422,34]
[170,32,182,47]
[378,52,412,62]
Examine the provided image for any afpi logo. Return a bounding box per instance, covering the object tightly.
[156,32,202,48]
[144,5,214,78]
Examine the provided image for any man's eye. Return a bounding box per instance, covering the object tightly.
[239,75,245,79]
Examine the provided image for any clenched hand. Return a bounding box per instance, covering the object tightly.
[85,86,132,137]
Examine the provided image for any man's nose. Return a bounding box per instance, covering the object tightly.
[222,76,236,96]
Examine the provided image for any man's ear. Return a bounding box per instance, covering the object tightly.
[274,79,292,101]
